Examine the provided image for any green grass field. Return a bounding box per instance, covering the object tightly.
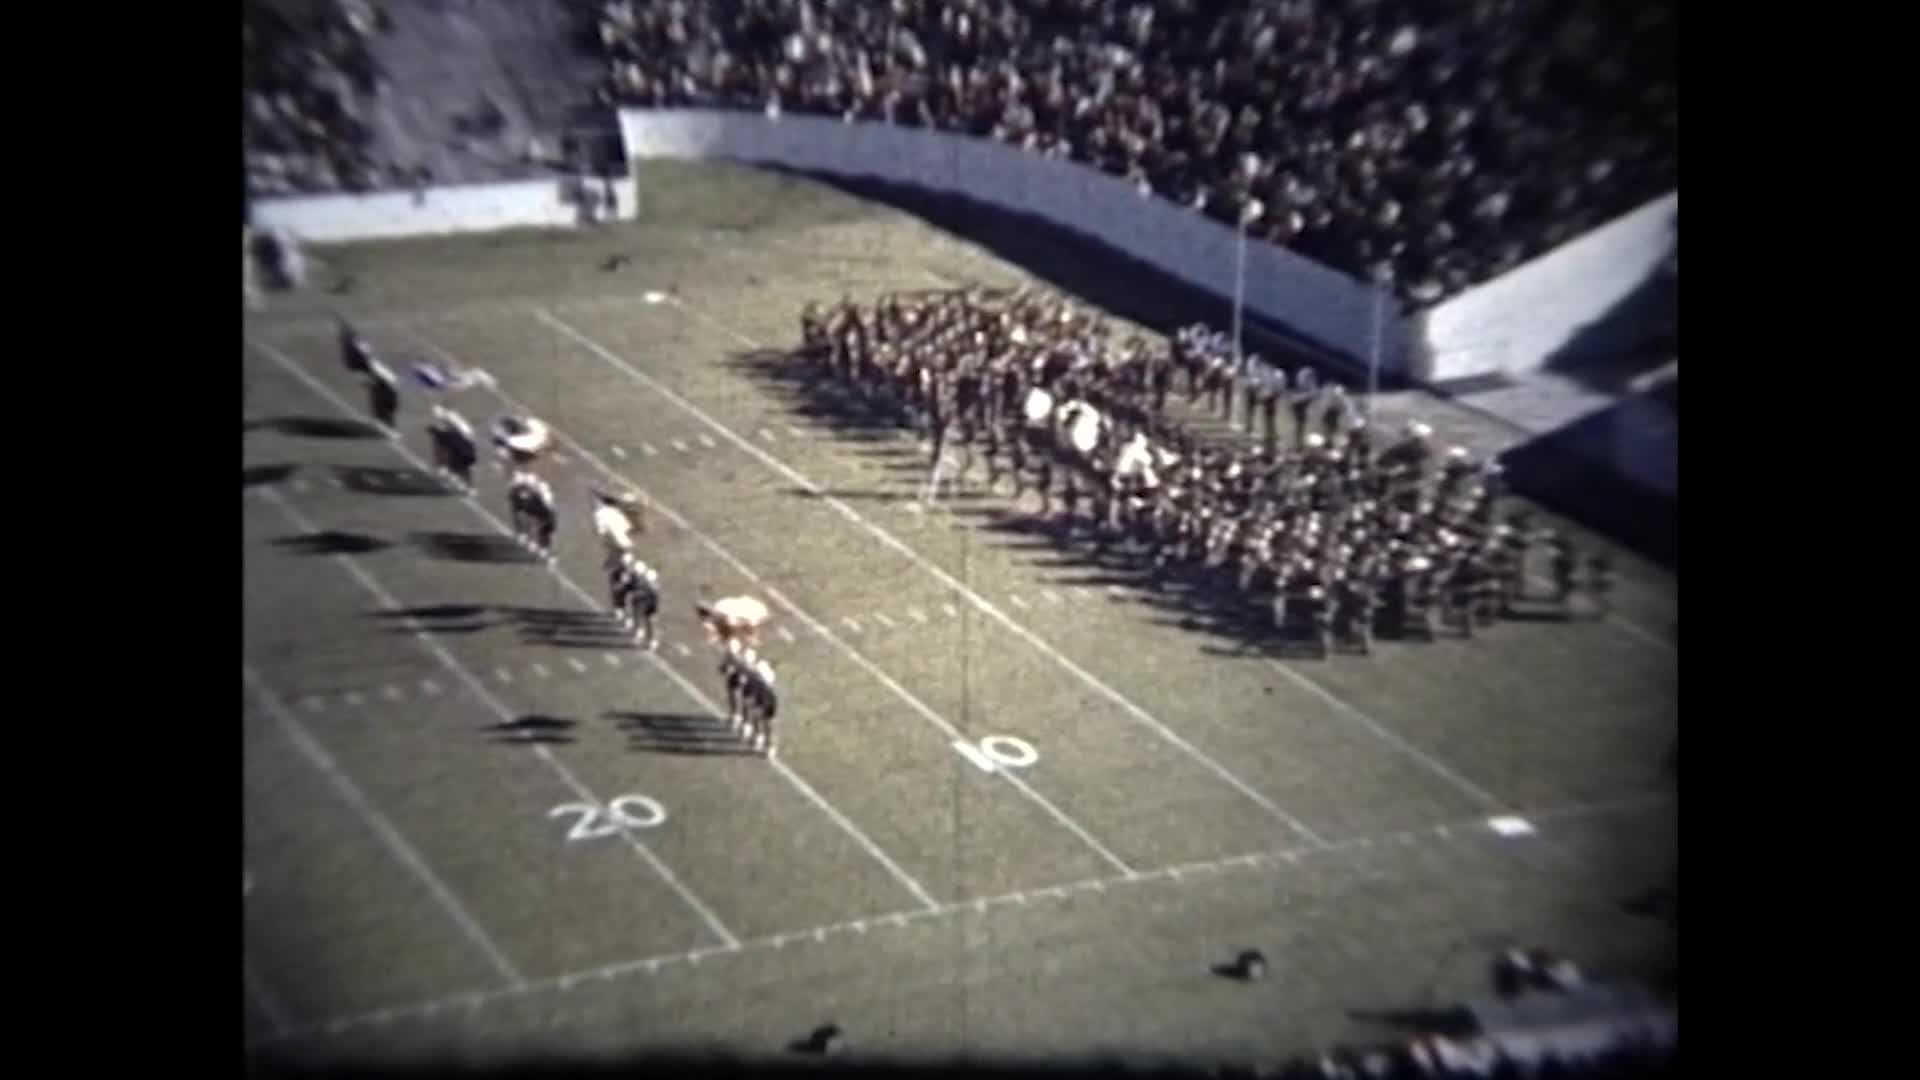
[242,161,1676,1071]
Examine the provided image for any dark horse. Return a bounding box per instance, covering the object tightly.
[507,474,557,561]
[428,412,478,492]
[721,649,779,756]
[608,553,661,649]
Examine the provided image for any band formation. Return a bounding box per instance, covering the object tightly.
[332,284,1615,759]
[799,286,1616,651]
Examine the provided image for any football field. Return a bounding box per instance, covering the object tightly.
[242,162,1676,1070]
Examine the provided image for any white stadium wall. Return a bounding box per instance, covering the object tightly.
[248,175,637,244]
[1412,193,1678,384]
[617,108,1676,499]
[616,108,1406,375]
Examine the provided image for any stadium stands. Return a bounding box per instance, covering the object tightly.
[587,0,1675,310]
[243,0,393,197]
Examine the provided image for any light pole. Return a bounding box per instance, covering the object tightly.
[1366,286,1385,424]
[1232,169,1264,373]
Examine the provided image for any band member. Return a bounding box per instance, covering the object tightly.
[1549,535,1580,609]
[1289,366,1319,449]
[1585,551,1615,618]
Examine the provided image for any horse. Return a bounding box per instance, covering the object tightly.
[427,405,478,492]
[365,360,400,432]
[338,320,374,376]
[608,553,661,649]
[507,471,557,560]
[720,644,779,756]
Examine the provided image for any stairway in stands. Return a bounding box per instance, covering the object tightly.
[362,0,613,189]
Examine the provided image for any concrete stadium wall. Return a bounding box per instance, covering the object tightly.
[1413,193,1678,383]
[249,175,637,244]
[617,108,1404,374]
[1612,392,1678,499]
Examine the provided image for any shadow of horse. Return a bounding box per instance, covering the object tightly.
[409,531,541,565]
[269,531,389,556]
[607,710,757,756]
[481,715,578,745]
[334,466,454,497]
[250,416,384,440]
[244,464,297,489]
[367,604,498,636]
[502,606,638,650]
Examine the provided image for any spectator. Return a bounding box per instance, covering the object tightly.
[588,0,1675,309]
[243,0,391,197]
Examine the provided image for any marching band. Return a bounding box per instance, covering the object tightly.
[798,287,1618,653]
[334,281,1619,759]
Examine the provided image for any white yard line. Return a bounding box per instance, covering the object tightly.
[248,789,1669,1049]
[243,664,525,986]
[267,337,938,915]
[534,308,1328,848]
[253,345,744,951]
[405,328,1130,880]
[1260,656,1508,812]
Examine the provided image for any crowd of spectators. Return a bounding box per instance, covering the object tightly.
[243,0,394,197]
[588,0,1675,308]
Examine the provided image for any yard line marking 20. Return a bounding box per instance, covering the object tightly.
[253,345,746,950]
[387,331,945,915]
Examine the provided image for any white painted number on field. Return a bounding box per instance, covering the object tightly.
[550,795,668,843]
[952,735,1040,774]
